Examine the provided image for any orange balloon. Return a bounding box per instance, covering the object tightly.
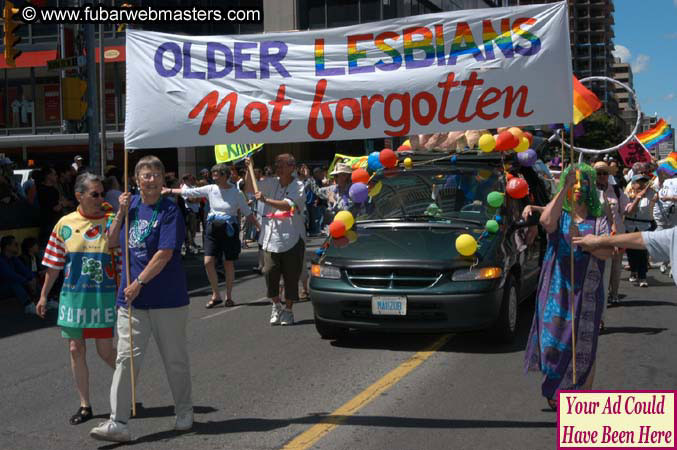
[506,173,515,181]
[508,127,524,141]
[351,168,370,184]
[329,220,346,238]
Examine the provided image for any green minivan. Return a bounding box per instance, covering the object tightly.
[310,152,550,342]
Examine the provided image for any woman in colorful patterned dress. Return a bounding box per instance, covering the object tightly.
[37,173,118,425]
[524,164,611,410]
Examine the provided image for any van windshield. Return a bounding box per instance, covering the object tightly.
[354,167,502,223]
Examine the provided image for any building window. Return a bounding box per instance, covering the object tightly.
[299,0,466,30]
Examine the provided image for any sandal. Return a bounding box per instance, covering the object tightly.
[205,298,223,309]
[299,291,310,301]
[546,398,558,411]
[70,406,93,425]
[224,299,235,307]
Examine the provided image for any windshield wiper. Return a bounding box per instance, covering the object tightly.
[357,216,462,225]
[447,217,483,226]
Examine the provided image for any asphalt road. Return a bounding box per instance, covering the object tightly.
[1,240,675,450]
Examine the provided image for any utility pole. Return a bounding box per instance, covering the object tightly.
[99,23,107,175]
[85,22,100,174]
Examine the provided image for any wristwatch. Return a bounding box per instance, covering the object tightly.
[136,276,146,287]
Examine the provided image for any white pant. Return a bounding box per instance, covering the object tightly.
[110,306,192,423]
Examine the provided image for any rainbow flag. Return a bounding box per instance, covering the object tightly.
[636,119,673,149]
[657,152,677,176]
[572,75,602,125]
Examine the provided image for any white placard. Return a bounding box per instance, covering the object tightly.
[125,2,572,149]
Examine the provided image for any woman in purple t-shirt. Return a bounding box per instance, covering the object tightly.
[90,156,193,443]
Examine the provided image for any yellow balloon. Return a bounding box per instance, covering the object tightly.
[455,234,478,257]
[345,229,358,243]
[369,181,383,197]
[404,157,413,169]
[478,134,496,153]
[335,210,355,230]
[514,136,530,153]
[508,127,524,141]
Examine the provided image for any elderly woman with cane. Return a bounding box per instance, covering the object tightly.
[163,163,258,308]
[524,164,611,411]
[90,156,193,443]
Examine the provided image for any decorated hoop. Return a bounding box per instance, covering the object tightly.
[556,76,642,155]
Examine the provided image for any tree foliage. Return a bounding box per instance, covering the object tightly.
[576,111,625,151]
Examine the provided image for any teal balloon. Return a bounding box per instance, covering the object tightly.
[487,191,505,208]
[485,220,499,234]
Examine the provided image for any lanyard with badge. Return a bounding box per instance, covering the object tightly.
[130,200,161,253]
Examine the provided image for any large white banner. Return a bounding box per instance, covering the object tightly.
[125,2,572,149]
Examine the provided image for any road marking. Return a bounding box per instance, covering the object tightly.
[282,333,453,450]
[201,296,268,320]
[187,272,258,295]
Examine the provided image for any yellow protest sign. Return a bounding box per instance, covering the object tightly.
[214,143,263,164]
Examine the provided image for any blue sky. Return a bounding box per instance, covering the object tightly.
[613,0,677,126]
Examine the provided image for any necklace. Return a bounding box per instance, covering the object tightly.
[132,199,161,243]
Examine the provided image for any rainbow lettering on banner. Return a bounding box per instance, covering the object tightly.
[637,119,673,149]
[403,27,435,69]
[374,32,402,71]
[448,21,484,65]
[512,18,541,56]
[348,34,373,74]
[315,39,344,76]
[482,19,514,60]
[435,24,445,66]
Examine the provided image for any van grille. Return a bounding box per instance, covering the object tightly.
[345,267,443,290]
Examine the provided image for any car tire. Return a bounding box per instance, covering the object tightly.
[490,275,518,343]
[314,315,348,340]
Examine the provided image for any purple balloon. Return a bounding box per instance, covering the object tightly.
[349,182,369,203]
[517,149,537,167]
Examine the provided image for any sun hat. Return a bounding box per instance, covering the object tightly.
[330,163,352,176]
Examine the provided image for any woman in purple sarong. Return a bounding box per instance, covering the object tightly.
[524,163,611,411]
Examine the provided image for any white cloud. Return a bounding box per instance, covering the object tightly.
[631,54,650,74]
[665,93,675,101]
[612,44,631,63]
[665,32,677,39]
[674,0,677,7]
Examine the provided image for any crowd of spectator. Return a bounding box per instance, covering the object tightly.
[1,154,345,316]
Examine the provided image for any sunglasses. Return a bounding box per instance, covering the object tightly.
[88,191,105,198]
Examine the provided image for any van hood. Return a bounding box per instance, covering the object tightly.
[322,225,499,267]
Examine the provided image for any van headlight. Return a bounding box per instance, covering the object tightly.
[311,264,341,279]
[452,267,502,281]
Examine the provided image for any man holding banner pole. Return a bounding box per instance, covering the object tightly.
[244,154,306,326]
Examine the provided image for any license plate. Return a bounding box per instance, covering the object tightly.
[372,296,407,316]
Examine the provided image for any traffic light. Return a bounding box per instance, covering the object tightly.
[62,77,87,120]
[3,1,23,66]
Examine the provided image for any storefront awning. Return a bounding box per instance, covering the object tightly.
[0,45,126,69]
[0,131,124,148]
[0,50,57,69]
